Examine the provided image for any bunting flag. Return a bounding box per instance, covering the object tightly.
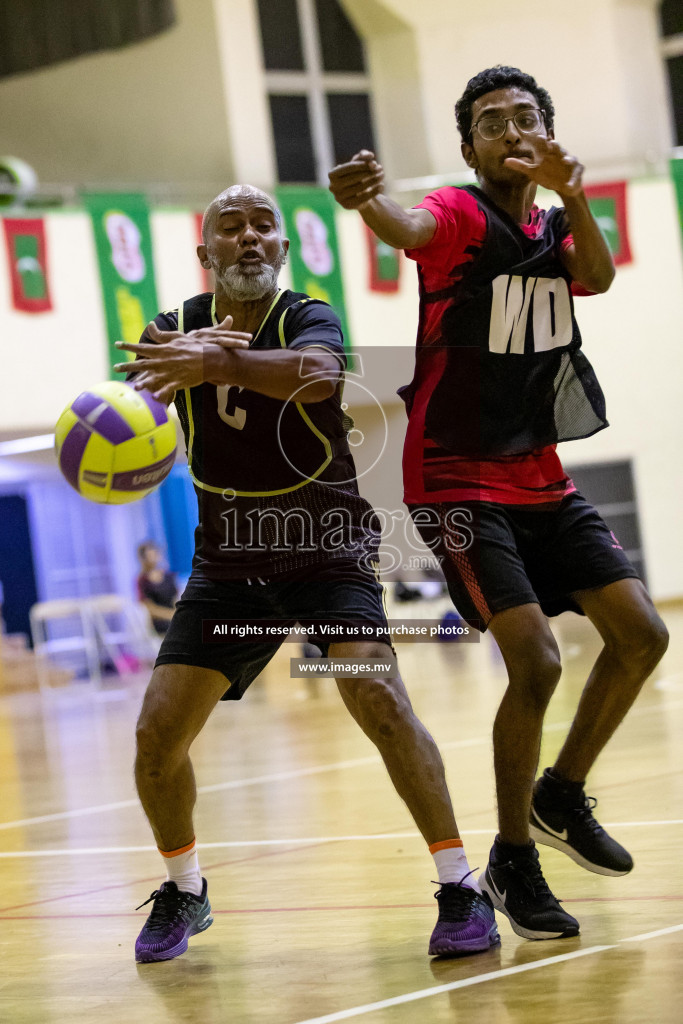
[365,223,401,293]
[274,186,352,354]
[584,181,632,266]
[2,217,52,312]
[82,192,159,377]
[194,211,214,293]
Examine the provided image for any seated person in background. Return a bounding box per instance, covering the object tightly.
[136,542,178,635]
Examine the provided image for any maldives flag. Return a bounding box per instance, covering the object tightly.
[584,181,632,267]
[2,217,53,312]
[365,222,401,293]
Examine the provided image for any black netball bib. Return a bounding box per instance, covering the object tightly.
[413,186,608,457]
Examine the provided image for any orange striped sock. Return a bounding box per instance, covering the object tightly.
[159,838,203,897]
[159,839,197,859]
[429,838,480,891]
[428,839,464,855]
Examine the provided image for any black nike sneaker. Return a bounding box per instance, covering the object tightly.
[479,840,579,940]
[530,768,634,876]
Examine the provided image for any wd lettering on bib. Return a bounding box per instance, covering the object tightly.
[489,275,573,355]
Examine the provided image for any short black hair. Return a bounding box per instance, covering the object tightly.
[455,65,555,142]
[137,540,159,560]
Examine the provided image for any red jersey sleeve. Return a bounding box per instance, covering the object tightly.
[404,187,486,273]
[560,232,598,297]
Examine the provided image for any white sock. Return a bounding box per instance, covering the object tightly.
[161,840,203,896]
[430,841,481,892]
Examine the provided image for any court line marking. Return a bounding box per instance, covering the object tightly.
[1,697,681,833]
[621,923,683,942]
[0,834,416,857]
[0,742,486,831]
[0,839,338,915]
[3,897,683,921]
[293,946,615,1023]
[1,819,682,858]
[291,926,683,1024]
[654,674,683,691]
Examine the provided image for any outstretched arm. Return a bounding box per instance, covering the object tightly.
[505,139,615,294]
[115,316,340,405]
[328,150,436,251]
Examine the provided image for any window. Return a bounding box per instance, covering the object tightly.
[315,0,365,72]
[326,92,374,165]
[660,0,683,37]
[564,460,647,585]
[268,94,317,182]
[256,0,377,183]
[660,0,683,146]
[256,0,304,70]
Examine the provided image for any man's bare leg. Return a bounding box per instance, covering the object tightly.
[529,578,668,876]
[486,605,562,845]
[479,605,579,939]
[135,664,230,850]
[331,641,458,845]
[331,640,500,956]
[134,664,229,963]
[551,578,668,782]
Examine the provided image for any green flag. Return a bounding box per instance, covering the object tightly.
[82,192,159,377]
[670,158,683,246]
[275,186,352,356]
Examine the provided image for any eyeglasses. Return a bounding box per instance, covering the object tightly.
[470,108,545,141]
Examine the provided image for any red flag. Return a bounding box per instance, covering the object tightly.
[365,223,401,293]
[3,217,53,312]
[584,181,632,266]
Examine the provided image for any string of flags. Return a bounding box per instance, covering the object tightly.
[2,176,664,337]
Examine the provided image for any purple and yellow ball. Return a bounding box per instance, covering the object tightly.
[55,381,176,504]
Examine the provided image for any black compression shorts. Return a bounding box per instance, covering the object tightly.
[408,491,640,632]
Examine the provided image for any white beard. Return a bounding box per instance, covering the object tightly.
[212,252,284,301]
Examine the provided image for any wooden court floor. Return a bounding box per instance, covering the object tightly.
[1,604,682,1024]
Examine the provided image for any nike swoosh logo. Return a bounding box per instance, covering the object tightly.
[533,810,568,841]
[488,876,507,905]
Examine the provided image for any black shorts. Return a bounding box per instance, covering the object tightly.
[155,559,390,699]
[408,492,640,632]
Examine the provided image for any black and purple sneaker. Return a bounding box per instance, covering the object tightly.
[428,879,500,957]
[135,879,213,963]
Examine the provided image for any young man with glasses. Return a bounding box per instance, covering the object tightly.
[329,65,668,941]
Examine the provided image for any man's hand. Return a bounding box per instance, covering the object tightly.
[507,141,614,293]
[329,149,385,209]
[177,314,253,349]
[505,139,584,198]
[114,315,251,405]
